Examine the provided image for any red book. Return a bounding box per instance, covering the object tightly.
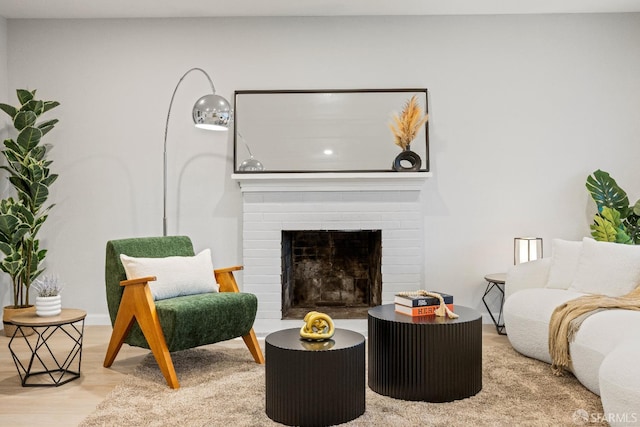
[395,303,454,317]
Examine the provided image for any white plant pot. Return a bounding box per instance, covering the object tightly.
[35,295,62,317]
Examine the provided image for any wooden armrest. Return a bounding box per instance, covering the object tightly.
[213,265,243,274]
[120,276,157,287]
[213,266,243,293]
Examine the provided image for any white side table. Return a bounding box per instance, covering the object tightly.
[482,273,506,335]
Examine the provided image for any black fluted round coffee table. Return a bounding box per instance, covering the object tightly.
[265,328,365,426]
[368,304,482,402]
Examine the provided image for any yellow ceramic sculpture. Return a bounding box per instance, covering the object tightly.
[300,311,335,341]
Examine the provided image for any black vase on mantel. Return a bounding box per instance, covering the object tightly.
[392,145,422,172]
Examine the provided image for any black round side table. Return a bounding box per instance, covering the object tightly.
[368,304,482,402]
[265,328,365,426]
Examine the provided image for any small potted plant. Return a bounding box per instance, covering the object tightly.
[32,275,63,317]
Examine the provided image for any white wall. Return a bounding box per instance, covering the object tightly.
[4,14,640,324]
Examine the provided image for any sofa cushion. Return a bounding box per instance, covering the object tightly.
[504,288,586,364]
[599,339,640,424]
[570,309,640,396]
[505,258,551,301]
[546,239,582,290]
[569,237,640,297]
[120,249,219,300]
[124,292,258,352]
[507,288,640,396]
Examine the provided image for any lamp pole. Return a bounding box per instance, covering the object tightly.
[162,68,229,236]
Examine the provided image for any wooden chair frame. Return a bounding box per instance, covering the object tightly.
[103,265,264,389]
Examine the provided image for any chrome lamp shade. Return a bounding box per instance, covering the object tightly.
[193,93,231,130]
[514,237,543,264]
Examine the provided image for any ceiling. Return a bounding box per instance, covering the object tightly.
[1,0,640,19]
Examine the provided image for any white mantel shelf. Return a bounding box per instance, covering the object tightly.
[231,172,432,192]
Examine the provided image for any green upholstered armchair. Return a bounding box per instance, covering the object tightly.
[103,236,264,389]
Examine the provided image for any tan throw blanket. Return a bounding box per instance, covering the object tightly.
[548,286,640,376]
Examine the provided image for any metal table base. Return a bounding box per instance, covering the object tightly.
[483,273,507,335]
[8,309,86,387]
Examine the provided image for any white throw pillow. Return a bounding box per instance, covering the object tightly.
[569,237,640,297]
[545,239,583,290]
[120,249,219,301]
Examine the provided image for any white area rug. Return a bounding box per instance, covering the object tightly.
[81,341,605,426]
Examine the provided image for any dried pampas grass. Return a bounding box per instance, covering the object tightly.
[389,95,428,150]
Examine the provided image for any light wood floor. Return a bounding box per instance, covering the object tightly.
[0,324,507,427]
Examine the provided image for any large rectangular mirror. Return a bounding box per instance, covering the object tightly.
[233,89,429,173]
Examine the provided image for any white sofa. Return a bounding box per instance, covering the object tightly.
[503,238,640,425]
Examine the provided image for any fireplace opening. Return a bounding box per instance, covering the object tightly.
[281,230,382,319]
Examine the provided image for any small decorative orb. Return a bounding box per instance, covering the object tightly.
[239,157,264,172]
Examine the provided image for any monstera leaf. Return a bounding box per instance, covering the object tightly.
[591,215,619,242]
[586,170,630,218]
[591,206,632,244]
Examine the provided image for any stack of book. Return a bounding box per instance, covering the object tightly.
[394,292,454,316]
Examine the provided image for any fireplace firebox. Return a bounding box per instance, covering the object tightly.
[281,230,382,319]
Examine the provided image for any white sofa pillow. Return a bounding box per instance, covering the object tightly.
[120,249,219,301]
[569,237,640,297]
[546,239,583,290]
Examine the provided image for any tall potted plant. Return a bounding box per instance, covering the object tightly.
[0,89,59,336]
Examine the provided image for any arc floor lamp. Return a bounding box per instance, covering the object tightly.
[163,68,231,236]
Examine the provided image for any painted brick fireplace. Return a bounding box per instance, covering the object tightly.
[232,172,429,335]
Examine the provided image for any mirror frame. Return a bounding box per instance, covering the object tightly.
[233,88,429,173]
